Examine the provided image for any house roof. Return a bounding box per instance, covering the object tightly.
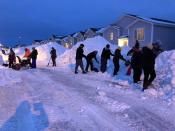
[84,28,100,32]
[34,40,42,42]
[73,31,85,37]
[126,14,175,27]
[97,25,120,33]
[52,35,66,39]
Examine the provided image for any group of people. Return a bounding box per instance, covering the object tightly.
[75,41,163,91]
[6,42,162,90]
[75,44,99,74]
[74,43,127,75]
[128,41,163,91]
[8,47,38,69]
[7,47,58,69]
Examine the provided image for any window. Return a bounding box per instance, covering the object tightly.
[118,38,128,47]
[110,32,114,40]
[64,43,70,48]
[136,28,144,41]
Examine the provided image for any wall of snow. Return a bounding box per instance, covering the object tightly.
[155,50,175,102]
[58,36,130,67]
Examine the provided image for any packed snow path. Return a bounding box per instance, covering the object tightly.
[0,68,175,131]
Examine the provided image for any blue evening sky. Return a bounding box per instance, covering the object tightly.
[0,0,174,46]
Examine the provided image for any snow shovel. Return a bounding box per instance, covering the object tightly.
[47,58,51,67]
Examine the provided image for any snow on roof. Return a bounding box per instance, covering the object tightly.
[97,27,109,33]
[127,14,175,27]
[73,31,85,37]
[97,25,120,33]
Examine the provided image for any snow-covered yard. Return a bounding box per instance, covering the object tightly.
[1,36,175,130]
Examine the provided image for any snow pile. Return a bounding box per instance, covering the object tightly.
[13,42,66,66]
[154,50,175,102]
[58,36,130,69]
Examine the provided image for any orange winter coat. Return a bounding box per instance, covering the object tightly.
[23,48,31,58]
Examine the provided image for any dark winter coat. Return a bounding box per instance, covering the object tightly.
[127,47,142,68]
[101,47,114,60]
[76,47,86,60]
[87,51,98,62]
[30,49,38,59]
[8,50,16,62]
[50,48,57,58]
[113,49,126,63]
[142,47,156,68]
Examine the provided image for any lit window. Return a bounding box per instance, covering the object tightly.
[65,43,70,48]
[110,32,114,40]
[118,38,128,47]
[136,28,144,41]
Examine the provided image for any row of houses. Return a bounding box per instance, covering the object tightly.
[34,14,175,50]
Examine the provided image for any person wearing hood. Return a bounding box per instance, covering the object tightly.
[50,47,57,67]
[8,48,16,68]
[30,47,38,68]
[23,48,31,67]
[127,40,142,83]
[85,50,99,72]
[23,48,31,59]
[113,47,126,76]
[75,44,86,74]
[142,44,157,91]
[100,44,114,73]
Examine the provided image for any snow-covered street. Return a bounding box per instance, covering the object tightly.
[0,67,175,131]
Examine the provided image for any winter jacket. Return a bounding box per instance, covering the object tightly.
[23,48,31,59]
[101,47,114,60]
[87,51,98,62]
[30,49,38,59]
[8,50,16,62]
[113,49,126,63]
[142,47,156,68]
[76,47,86,60]
[128,47,142,68]
[50,48,57,58]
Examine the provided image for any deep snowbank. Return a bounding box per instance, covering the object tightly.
[154,50,175,103]
[58,36,130,69]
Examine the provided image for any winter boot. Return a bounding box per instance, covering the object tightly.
[82,71,87,74]
[142,82,149,91]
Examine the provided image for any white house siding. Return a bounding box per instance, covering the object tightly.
[114,15,137,36]
[74,33,84,43]
[61,36,75,48]
[102,26,119,45]
[128,20,152,47]
[153,25,175,50]
[84,29,96,39]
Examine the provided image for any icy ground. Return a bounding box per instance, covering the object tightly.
[0,67,175,131]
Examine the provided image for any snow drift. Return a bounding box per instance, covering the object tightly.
[154,50,175,102]
[58,36,130,69]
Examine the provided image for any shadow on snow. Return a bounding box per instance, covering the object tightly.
[0,101,49,131]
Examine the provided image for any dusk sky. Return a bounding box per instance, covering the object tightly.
[0,0,175,46]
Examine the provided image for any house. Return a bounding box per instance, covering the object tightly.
[32,40,43,45]
[97,25,120,45]
[73,31,85,43]
[50,35,65,44]
[61,34,75,48]
[84,28,99,39]
[112,14,138,47]
[113,14,175,49]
